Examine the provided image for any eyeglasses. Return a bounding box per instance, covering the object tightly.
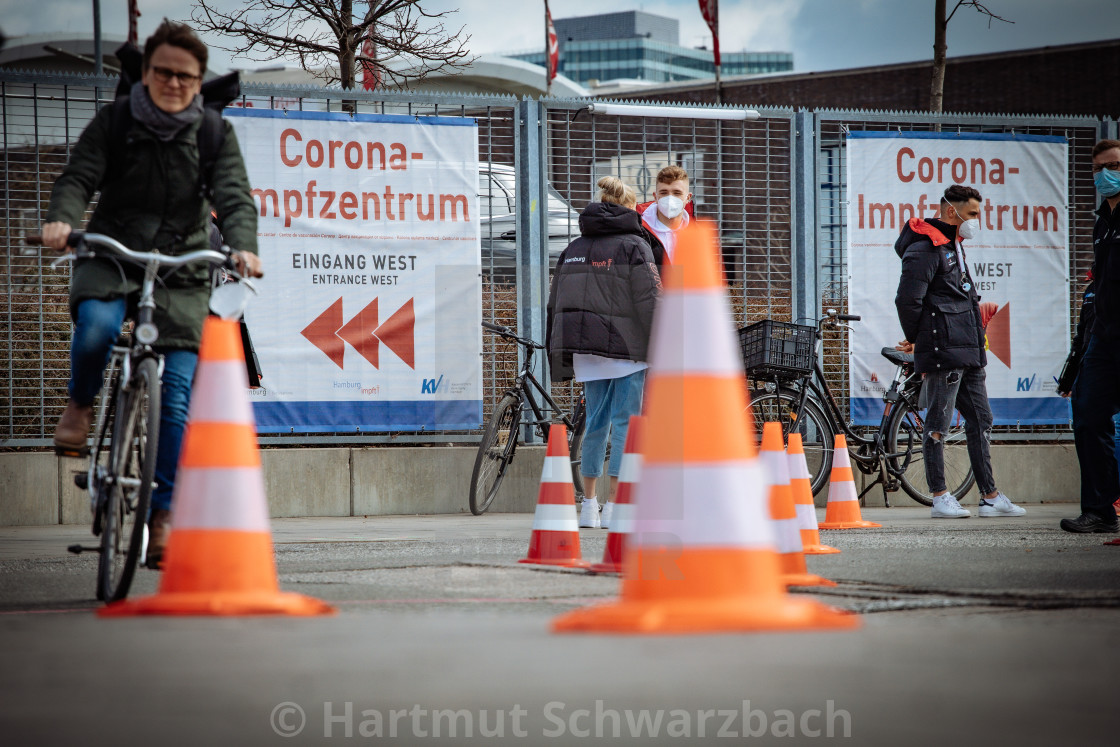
[149,66,202,86]
[1092,161,1120,173]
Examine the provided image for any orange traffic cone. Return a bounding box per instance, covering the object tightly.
[788,432,839,554]
[100,318,335,617]
[589,416,642,574]
[519,424,590,568]
[818,434,882,529]
[552,221,857,634]
[760,422,835,587]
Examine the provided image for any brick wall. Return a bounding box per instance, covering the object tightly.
[610,40,1120,119]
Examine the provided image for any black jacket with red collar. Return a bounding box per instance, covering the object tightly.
[894,217,986,373]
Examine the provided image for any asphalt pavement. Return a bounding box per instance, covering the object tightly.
[1,503,1118,745]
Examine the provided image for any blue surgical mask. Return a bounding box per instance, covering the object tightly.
[1094,168,1120,198]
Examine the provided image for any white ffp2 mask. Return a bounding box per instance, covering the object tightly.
[656,195,686,220]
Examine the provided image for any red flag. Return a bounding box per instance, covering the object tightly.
[127,0,141,46]
[360,27,380,91]
[698,0,720,68]
[545,1,559,83]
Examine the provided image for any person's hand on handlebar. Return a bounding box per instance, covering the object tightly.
[232,250,264,278]
[41,222,73,251]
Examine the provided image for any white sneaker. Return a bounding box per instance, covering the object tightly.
[600,501,614,529]
[978,492,1026,517]
[579,497,601,529]
[931,493,970,518]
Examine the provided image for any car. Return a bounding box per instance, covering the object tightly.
[478,163,581,280]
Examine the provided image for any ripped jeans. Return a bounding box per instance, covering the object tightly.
[920,366,997,496]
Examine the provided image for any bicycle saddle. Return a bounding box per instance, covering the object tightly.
[880,347,913,366]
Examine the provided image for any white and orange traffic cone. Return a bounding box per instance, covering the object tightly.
[552,221,857,634]
[760,422,835,587]
[589,416,642,574]
[818,434,882,529]
[519,424,590,568]
[788,432,839,554]
[101,318,335,617]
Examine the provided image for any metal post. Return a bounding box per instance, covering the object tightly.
[791,110,819,327]
[1102,117,1119,141]
[515,98,547,443]
[92,0,103,77]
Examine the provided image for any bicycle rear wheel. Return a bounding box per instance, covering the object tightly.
[97,357,159,602]
[469,393,520,515]
[886,398,975,506]
[747,388,834,495]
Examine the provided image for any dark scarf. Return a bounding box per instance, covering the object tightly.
[129,81,203,141]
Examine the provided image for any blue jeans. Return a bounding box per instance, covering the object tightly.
[579,369,646,479]
[1071,334,1120,520]
[1114,412,1120,477]
[921,366,997,496]
[69,298,198,513]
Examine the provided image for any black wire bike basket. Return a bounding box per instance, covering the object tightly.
[738,319,815,379]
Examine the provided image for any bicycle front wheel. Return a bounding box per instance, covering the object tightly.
[97,357,159,602]
[747,388,834,496]
[886,398,975,506]
[567,397,586,501]
[470,393,520,515]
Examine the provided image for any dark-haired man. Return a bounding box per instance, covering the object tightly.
[42,20,262,566]
[1062,139,1120,533]
[895,184,1025,520]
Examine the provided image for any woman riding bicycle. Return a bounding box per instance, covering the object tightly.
[41,21,262,567]
[545,176,661,529]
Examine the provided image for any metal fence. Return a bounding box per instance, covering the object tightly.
[2,68,1115,446]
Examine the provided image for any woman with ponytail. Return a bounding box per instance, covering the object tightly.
[546,177,661,528]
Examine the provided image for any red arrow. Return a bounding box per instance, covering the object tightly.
[300,297,345,369]
[986,302,1011,369]
[375,298,415,369]
[337,297,379,369]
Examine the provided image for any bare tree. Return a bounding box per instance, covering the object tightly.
[931,0,1012,113]
[188,0,473,90]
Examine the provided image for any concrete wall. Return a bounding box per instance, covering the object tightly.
[0,444,1080,526]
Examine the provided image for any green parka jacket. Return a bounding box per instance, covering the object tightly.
[46,102,258,350]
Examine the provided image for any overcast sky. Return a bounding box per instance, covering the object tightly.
[3,0,1117,75]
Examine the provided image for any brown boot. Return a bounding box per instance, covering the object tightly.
[147,509,172,569]
[53,400,94,455]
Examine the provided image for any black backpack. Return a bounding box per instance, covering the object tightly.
[108,42,241,201]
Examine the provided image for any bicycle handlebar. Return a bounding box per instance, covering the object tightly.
[30,231,258,282]
[481,321,545,349]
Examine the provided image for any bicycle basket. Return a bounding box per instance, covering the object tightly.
[738,320,815,379]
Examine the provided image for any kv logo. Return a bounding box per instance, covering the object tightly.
[421,375,443,394]
[1016,374,1037,392]
[301,297,414,370]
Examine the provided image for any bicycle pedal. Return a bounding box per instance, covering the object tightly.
[54,444,89,459]
[67,544,100,554]
[73,473,89,490]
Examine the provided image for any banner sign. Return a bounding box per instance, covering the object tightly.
[845,131,1069,425]
[226,109,482,433]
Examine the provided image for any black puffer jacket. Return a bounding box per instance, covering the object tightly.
[546,202,662,382]
[894,217,986,373]
[1091,199,1120,340]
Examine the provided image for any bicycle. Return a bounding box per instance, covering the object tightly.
[37,231,248,602]
[744,310,975,507]
[470,321,587,515]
